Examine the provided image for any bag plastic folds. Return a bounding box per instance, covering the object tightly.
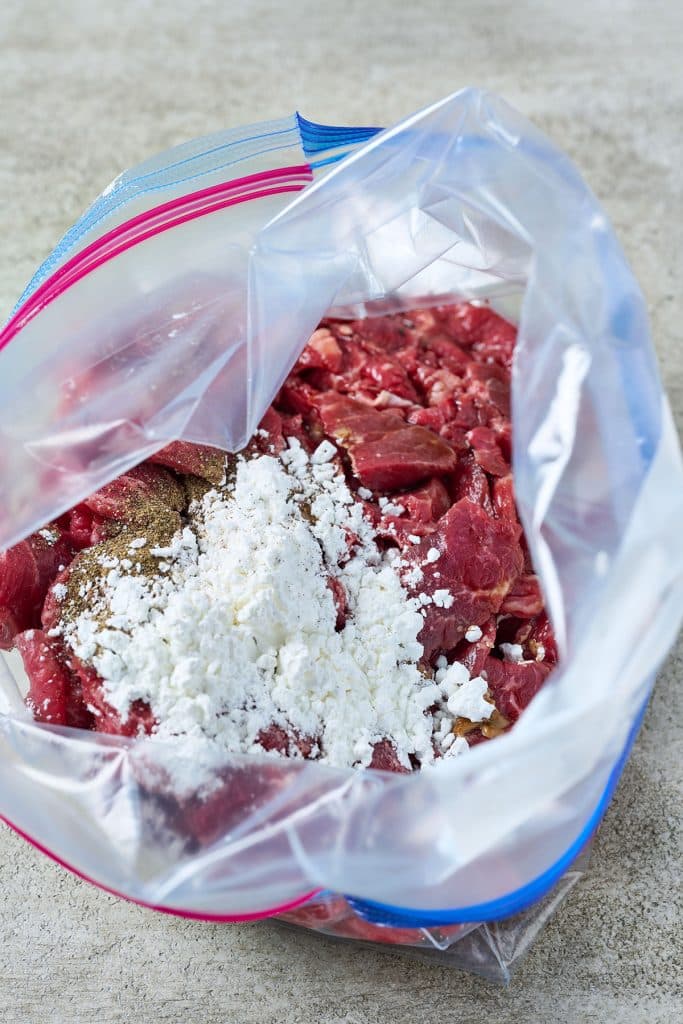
[1,88,682,981]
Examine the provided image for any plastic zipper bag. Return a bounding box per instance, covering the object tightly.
[1,89,681,975]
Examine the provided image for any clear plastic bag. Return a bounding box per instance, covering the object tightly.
[1,89,682,971]
[276,846,591,983]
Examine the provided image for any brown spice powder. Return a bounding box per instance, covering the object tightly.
[452,691,510,740]
[59,486,190,630]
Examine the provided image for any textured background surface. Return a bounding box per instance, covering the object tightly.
[0,1,681,1021]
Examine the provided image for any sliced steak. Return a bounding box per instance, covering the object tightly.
[294,326,343,373]
[402,499,524,660]
[318,394,457,490]
[492,474,517,521]
[72,656,155,738]
[17,629,92,728]
[500,572,544,618]
[351,427,458,490]
[515,610,558,664]
[453,615,498,677]
[369,739,410,773]
[401,478,451,524]
[467,426,510,477]
[447,453,493,513]
[84,463,185,526]
[318,394,406,445]
[440,303,517,370]
[482,656,551,722]
[0,531,74,648]
[148,440,227,485]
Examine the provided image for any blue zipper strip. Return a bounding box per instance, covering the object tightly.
[13,114,380,315]
[310,152,361,171]
[342,691,650,928]
[296,113,381,159]
[13,117,302,314]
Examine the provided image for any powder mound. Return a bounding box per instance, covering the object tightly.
[62,444,466,780]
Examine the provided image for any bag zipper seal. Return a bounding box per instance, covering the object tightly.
[0,164,313,354]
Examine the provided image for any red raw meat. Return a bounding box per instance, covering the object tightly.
[279,413,313,453]
[500,572,544,618]
[66,505,110,550]
[467,426,509,477]
[402,500,524,660]
[449,392,479,430]
[482,656,551,722]
[492,475,517,521]
[84,463,184,523]
[319,394,406,445]
[419,333,471,375]
[369,739,410,774]
[494,615,527,646]
[351,428,458,491]
[72,656,155,737]
[0,531,74,649]
[401,479,451,524]
[375,516,437,547]
[179,773,259,847]
[407,398,456,432]
[293,885,466,946]
[326,576,348,630]
[295,327,343,373]
[257,725,316,758]
[278,379,325,418]
[347,387,417,412]
[515,611,558,664]
[178,764,289,847]
[321,330,369,377]
[453,615,497,677]
[441,303,517,370]
[465,362,511,421]
[0,608,21,651]
[17,629,93,728]
[148,440,227,485]
[240,407,287,457]
[41,565,71,632]
[437,422,469,453]
[347,315,413,355]
[491,418,512,463]
[333,913,424,946]
[448,454,493,513]
[317,394,457,490]
[360,355,419,403]
[411,365,463,407]
[18,629,69,725]
[279,895,350,929]
[251,408,285,455]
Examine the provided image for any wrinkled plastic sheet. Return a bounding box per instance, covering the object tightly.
[276,846,591,983]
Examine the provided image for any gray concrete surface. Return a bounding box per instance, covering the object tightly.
[0,1,681,1021]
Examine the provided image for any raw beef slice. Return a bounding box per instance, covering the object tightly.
[403,499,524,660]
[0,532,73,648]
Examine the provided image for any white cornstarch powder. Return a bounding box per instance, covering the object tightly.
[499,642,524,663]
[62,440,490,782]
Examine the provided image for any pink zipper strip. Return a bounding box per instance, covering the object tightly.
[1,812,321,922]
[46,169,310,295]
[0,163,313,354]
